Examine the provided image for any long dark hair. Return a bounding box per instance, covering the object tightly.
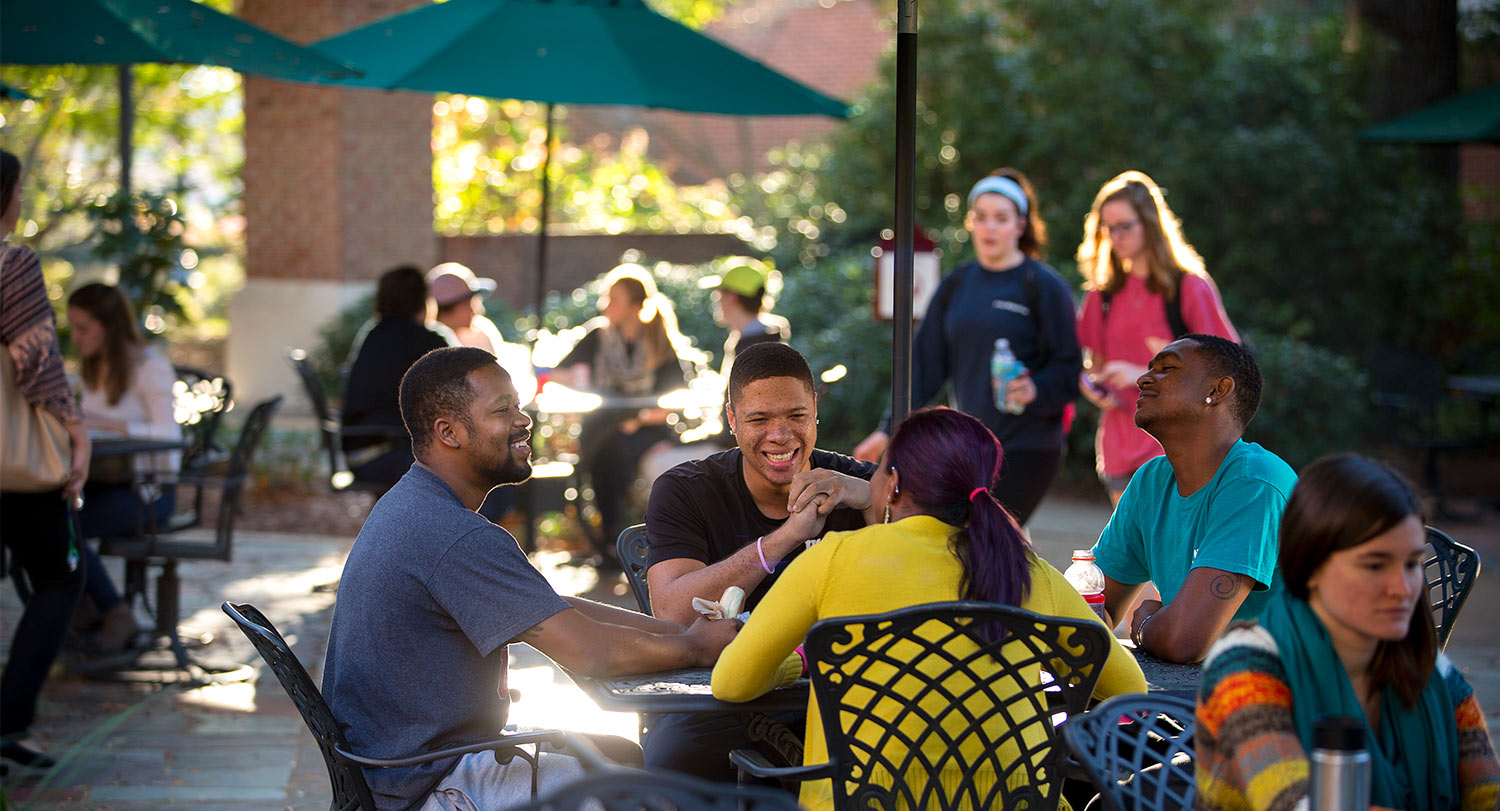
[1279,454,1435,707]
[68,283,144,406]
[885,407,1032,608]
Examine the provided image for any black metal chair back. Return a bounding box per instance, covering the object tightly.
[172,365,234,471]
[803,601,1111,811]
[1426,526,1480,648]
[616,524,651,613]
[223,601,378,811]
[207,395,282,558]
[284,348,354,491]
[512,767,803,811]
[1061,693,1197,811]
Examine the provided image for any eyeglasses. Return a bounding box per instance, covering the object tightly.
[1103,219,1139,237]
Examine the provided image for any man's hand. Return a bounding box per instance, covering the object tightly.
[1132,568,1253,663]
[780,494,829,543]
[682,616,741,666]
[1100,360,1146,390]
[63,420,91,502]
[788,468,872,516]
[1079,374,1119,410]
[853,430,889,463]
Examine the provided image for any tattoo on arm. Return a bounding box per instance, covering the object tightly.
[1209,574,1239,600]
[513,624,543,642]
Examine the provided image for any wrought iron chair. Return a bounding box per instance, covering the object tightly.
[93,396,282,680]
[1061,693,1197,811]
[616,524,651,613]
[284,347,404,495]
[510,765,804,811]
[223,601,578,811]
[731,601,1112,810]
[1426,526,1481,648]
[172,365,234,472]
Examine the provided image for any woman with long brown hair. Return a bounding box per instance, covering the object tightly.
[558,263,692,561]
[1075,171,1237,505]
[68,282,182,650]
[1196,455,1500,810]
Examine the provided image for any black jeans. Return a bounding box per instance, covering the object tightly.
[642,710,805,785]
[1,490,84,737]
[991,446,1064,527]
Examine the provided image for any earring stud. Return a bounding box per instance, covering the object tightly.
[1205,397,1212,405]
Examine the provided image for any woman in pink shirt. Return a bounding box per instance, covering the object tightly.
[1075,171,1238,505]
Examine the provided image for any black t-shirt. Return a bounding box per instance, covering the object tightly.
[342,318,449,452]
[644,447,875,611]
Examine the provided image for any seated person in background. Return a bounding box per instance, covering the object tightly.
[427,261,534,524]
[555,263,691,560]
[342,265,450,489]
[1196,454,1500,811]
[713,407,1145,811]
[642,341,874,782]
[1092,334,1295,663]
[323,347,739,811]
[708,257,789,447]
[68,282,182,651]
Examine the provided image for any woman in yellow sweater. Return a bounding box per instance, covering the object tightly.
[712,407,1145,810]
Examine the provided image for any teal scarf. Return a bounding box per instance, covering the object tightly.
[1259,589,1459,811]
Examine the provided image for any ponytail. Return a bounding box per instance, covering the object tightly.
[886,408,1034,611]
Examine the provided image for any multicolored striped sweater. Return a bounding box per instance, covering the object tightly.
[1196,624,1500,811]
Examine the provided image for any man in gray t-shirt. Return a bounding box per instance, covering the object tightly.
[323,347,738,811]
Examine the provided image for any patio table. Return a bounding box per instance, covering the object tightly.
[575,646,1201,717]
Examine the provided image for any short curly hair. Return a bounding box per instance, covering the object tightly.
[728,342,814,407]
[399,346,497,457]
[1182,333,1261,430]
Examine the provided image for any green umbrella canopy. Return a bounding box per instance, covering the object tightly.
[311,0,847,117]
[1358,84,1500,144]
[0,0,359,82]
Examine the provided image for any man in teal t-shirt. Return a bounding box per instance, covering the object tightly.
[1092,334,1296,664]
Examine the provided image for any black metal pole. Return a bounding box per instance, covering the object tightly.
[534,102,554,331]
[890,0,917,427]
[119,64,133,197]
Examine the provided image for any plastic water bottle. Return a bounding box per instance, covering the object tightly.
[1311,717,1370,811]
[991,338,1026,415]
[1063,550,1108,623]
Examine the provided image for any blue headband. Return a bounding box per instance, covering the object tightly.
[967,176,1029,217]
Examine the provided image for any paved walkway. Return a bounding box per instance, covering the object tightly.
[3,497,1497,809]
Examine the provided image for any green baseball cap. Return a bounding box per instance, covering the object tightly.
[718,258,770,297]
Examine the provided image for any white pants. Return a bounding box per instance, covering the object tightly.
[418,750,585,811]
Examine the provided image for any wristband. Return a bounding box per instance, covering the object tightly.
[1132,609,1159,649]
[756,536,774,574]
[794,645,808,676]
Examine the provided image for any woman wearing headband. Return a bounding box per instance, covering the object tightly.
[1075,171,1237,506]
[715,407,1144,810]
[854,169,1082,526]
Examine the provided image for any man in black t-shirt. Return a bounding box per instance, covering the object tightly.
[642,343,874,781]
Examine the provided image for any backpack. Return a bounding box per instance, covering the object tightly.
[1100,275,1189,339]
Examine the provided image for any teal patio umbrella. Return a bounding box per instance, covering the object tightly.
[311,0,849,318]
[1358,84,1500,144]
[1,0,360,191]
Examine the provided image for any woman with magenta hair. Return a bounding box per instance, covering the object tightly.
[713,407,1144,811]
[1197,455,1500,811]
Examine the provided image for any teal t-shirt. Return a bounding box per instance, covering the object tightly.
[1091,439,1296,621]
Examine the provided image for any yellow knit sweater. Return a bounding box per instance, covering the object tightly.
[711,515,1147,810]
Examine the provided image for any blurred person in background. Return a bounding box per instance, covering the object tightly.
[708,256,788,448]
[1,148,89,774]
[1075,171,1238,506]
[555,264,692,563]
[854,168,1081,526]
[68,282,182,652]
[342,265,450,489]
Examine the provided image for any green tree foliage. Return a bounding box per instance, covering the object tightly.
[757,0,1464,363]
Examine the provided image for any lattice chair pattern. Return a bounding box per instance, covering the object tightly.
[223,602,571,811]
[731,601,1112,811]
[1061,693,1197,811]
[1425,526,1480,649]
[616,524,652,613]
[511,766,804,811]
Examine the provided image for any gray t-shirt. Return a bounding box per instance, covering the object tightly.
[323,464,570,810]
